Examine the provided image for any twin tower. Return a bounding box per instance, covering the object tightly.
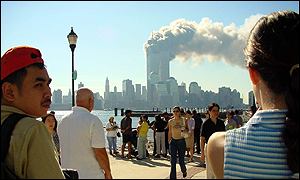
[146,47,175,106]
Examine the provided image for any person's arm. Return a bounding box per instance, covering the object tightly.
[124,118,132,132]
[129,118,132,131]
[137,124,141,134]
[207,132,225,179]
[190,120,195,133]
[92,118,112,179]
[238,116,243,127]
[168,121,172,143]
[93,148,112,179]
[106,123,112,131]
[120,120,125,132]
[200,136,206,162]
[152,122,156,133]
[164,121,168,130]
[200,122,206,162]
[120,119,129,133]
[115,123,119,129]
[125,125,130,132]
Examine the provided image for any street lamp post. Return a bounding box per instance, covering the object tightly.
[67,27,78,107]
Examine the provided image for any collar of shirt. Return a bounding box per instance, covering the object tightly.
[72,106,90,113]
[1,105,35,117]
[248,109,287,125]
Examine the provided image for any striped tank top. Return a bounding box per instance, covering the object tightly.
[224,109,293,178]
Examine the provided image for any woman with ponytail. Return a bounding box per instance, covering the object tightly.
[207,10,299,178]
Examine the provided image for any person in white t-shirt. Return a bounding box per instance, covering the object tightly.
[106,116,119,155]
[58,88,112,179]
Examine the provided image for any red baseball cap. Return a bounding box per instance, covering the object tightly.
[1,46,44,81]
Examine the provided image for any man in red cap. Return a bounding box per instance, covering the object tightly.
[1,46,65,178]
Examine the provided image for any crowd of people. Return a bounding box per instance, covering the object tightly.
[103,103,252,179]
[1,10,298,179]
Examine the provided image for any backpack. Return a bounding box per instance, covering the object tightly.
[1,113,26,179]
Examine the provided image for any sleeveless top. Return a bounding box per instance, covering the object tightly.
[224,109,293,178]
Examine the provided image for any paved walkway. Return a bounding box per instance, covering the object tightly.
[108,150,207,179]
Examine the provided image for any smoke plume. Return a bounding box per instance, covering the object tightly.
[144,14,263,68]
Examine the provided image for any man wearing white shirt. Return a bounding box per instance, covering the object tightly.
[58,88,112,179]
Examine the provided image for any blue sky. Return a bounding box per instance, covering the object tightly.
[1,1,299,104]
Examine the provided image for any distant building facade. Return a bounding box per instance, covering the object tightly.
[78,82,84,89]
[52,89,62,104]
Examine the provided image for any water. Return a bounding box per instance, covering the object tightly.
[50,110,155,148]
[50,109,250,152]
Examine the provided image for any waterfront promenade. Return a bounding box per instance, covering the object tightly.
[108,149,206,179]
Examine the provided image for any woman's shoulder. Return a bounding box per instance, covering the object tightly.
[207,131,226,178]
[168,118,176,124]
[209,131,225,142]
[207,131,226,153]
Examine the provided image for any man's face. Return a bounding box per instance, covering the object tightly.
[209,106,219,119]
[14,66,52,117]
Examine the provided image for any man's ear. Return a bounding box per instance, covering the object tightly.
[248,67,260,85]
[2,82,17,102]
[89,97,94,111]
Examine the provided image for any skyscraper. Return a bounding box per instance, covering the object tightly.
[104,77,110,101]
[78,82,84,89]
[146,47,172,106]
[146,50,170,82]
[122,79,134,107]
[135,84,141,100]
[52,89,62,104]
[105,77,110,93]
[248,91,254,106]
[189,82,200,94]
[142,86,147,101]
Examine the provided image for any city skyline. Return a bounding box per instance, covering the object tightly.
[1,1,299,104]
[52,77,247,110]
[55,78,244,96]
